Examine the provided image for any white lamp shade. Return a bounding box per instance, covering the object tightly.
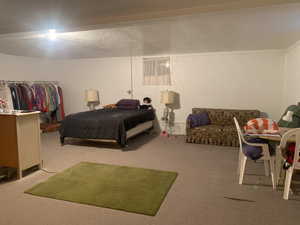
[85,89,99,103]
[160,90,175,104]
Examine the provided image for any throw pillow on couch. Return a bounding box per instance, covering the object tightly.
[187,112,211,128]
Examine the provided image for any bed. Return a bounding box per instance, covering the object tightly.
[59,108,155,148]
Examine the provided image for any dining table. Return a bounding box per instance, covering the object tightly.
[246,127,294,186]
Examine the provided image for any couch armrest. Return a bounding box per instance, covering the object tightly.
[186,118,192,135]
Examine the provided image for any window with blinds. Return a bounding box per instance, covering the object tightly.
[143,57,171,85]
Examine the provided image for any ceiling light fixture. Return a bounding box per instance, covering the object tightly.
[46,29,57,40]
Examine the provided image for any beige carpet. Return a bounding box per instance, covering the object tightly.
[0,132,300,225]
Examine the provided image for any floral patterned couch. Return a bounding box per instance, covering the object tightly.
[186,108,260,147]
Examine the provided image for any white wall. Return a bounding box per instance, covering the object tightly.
[282,42,300,110]
[0,53,59,81]
[55,50,284,134]
[56,57,132,115]
[135,51,284,133]
[0,48,291,135]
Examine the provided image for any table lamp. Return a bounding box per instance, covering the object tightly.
[85,89,100,110]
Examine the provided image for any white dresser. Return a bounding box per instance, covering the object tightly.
[0,111,41,179]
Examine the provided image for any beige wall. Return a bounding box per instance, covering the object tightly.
[55,50,284,134]
[0,50,286,134]
[283,42,300,111]
[56,57,132,115]
[0,50,285,134]
[0,53,59,81]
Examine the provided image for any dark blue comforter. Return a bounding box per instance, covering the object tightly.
[59,108,155,146]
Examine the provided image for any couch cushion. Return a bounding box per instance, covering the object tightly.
[189,125,234,146]
[192,124,222,131]
[191,125,237,134]
[222,111,259,126]
[207,110,225,125]
[192,108,260,126]
[222,125,237,134]
[191,108,225,125]
[190,125,223,136]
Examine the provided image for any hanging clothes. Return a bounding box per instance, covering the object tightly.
[9,85,21,110]
[3,81,65,122]
[19,84,34,110]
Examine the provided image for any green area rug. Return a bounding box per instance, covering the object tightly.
[25,162,178,216]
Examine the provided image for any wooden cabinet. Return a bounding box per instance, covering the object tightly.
[0,112,41,179]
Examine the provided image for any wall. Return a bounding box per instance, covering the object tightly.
[55,57,132,116]
[57,50,284,134]
[0,49,286,134]
[0,53,58,81]
[282,42,300,111]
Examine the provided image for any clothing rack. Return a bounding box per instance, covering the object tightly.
[0,80,59,85]
[0,80,65,132]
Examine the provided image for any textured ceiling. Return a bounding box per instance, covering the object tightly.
[1,0,300,34]
[1,3,300,58]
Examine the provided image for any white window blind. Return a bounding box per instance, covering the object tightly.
[143,57,171,85]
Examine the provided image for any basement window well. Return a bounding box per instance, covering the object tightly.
[143,57,171,86]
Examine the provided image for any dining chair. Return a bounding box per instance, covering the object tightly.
[233,117,277,190]
[279,128,300,200]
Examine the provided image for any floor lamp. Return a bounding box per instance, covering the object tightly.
[85,89,100,110]
[160,90,175,136]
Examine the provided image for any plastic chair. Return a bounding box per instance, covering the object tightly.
[279,128,300,200]
[233,117,277,190]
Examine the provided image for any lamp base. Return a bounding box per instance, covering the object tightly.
[160,130,169,137]
[88,104,96,111]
